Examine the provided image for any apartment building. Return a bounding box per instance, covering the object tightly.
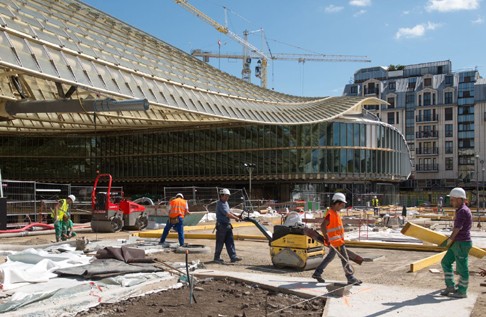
[343,60,486,195]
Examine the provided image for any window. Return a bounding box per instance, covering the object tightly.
[389,81,396,90]
[405,93,415,107]
[445,108,453,120]
[408,77,416,89]
[445,124,453,137]
[423,92,431,106]
[444,91,453,104]
[350,86,358,94]
[387,97,395,108]
[396,112,399,124]
[387,112,395,124]
[424,78,432,87]
[445,157,453,170]
[445,141,453,154]
[445,75,453,85]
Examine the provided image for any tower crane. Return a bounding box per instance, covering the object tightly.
[174,0,269,87]
[175,0,371,89]
[191,50,372,87]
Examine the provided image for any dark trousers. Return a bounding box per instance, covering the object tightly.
[159,216,184,246]
[214,223,237,261]
[314,244,356,281]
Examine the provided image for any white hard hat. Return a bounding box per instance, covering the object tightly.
[332,192,347,203]
[175,193,184,198]
[373,195,377,199]
[219,188,231,196]
[449,187,466,199]
[68,194,76,203]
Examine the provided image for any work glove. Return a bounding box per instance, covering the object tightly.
[439,238,451,248]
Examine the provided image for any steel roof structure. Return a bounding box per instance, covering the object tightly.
[0,0,381,135]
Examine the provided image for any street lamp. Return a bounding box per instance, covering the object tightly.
[481,159,485,210]
[476,155,480,215]
[243,163,256,200]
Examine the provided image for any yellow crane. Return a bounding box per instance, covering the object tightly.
[175,0,371,88]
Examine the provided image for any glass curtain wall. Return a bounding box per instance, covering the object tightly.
[0,121,411,183]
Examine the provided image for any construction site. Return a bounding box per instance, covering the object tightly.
[0,0,486,316]
[0,176,485,316]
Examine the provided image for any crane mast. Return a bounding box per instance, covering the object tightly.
[175,0,268,87]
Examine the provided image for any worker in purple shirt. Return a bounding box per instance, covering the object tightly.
[439,187,472,298]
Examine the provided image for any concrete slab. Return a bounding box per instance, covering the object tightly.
[194,269,478,317]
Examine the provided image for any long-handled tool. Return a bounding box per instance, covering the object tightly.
[303,227,363,265]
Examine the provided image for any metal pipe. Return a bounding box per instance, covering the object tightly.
[5,98,149,114]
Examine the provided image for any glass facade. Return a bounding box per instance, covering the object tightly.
[1,120,411,190]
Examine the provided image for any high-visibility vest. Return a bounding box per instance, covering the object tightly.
[326,209,345,247]
[52,199,69,221]
[169,198,188,219]
[371,198,379,207]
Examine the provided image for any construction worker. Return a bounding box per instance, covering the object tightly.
[311,192,362,285]
[53,194,75,242]
[213,188,242,264]
[439,187,472,298]
[60,214,77,241]
[371,195,380,216]
[159,193,190,247]
[438,196,444,215]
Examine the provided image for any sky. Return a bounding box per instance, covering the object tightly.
[81,0,485,97]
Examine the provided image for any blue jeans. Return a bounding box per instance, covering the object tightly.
[314,244,356,281]
[214,222,237,261]
[159,216,184,246]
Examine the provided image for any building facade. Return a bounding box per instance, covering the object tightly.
[343,61,486,201]
[0,0,412,205]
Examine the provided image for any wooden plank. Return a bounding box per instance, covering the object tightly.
[401,222,486,259]
[409,251,446,272]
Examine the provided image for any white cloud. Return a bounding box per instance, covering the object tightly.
[353,9,367,17]
[349,0,371,7]
[325,5,344,13]
[426,0,480,12]
[395,22,442,39]
[472,16,484,24]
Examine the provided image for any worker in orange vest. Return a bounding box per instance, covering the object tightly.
[159,193,190,246]
[311,192,362,285]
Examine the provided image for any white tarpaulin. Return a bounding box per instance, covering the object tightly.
[0,243,185,316]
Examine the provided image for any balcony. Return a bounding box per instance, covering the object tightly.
[415,131,439,139]
[415,147,439,156]
[416,114,439,123]
[415,163,439,172]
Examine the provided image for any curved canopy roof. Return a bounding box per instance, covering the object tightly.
[0,0,381,135]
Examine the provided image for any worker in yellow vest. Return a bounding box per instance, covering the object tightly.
[371,195,380,216]
[52,194,76,242]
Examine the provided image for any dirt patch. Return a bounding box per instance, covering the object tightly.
[76,277,326,317]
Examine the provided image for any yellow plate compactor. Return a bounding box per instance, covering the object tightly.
[242,216,324,271]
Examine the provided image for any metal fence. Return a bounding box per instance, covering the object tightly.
[0,179,122,227]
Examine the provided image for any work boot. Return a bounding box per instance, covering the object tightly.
[439,286,456,296]
[312,274,325,283]
[213,258,224,264]
[449,291,467,298]
[347,277,363,285]
[231,256,242,263]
